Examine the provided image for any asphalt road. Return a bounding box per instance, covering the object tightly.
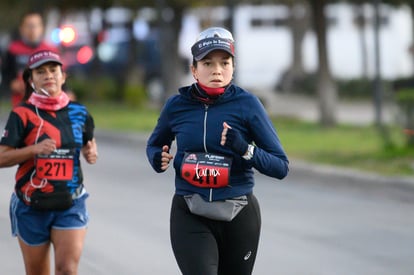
[0,135,413,275]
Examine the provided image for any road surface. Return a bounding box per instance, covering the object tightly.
[0,135,413,274]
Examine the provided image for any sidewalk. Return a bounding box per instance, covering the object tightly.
[255,91,397,125]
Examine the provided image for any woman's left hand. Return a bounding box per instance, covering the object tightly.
[82,138,98,164]
[221,122,248,156]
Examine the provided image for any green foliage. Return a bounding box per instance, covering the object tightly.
[286,75,392,100]
[123,84,148,107]
[85,102,159,132]
[336,78,373,99]
[395,88,414,105]
[393,79,414,146]
[279,73,318,95]
[66,76,118,101]
[273,117,413,176]
[393,78,414,105]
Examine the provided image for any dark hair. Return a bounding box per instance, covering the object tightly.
[19,11,44,26]
[22,68,33,101]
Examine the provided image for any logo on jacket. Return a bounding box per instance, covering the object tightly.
[185,153,197,161]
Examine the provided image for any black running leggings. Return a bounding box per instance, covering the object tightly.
[170,193,261,275]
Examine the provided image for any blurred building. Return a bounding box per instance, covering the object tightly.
[181,3,413,92]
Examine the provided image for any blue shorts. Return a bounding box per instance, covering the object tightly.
[9,192,89,246]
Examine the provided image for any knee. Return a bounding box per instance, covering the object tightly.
[55,261,78,275]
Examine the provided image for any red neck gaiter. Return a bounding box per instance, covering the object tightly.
[197,82,226,97]
[28,92,70,111]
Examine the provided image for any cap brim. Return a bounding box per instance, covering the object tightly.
[194,48,234,61]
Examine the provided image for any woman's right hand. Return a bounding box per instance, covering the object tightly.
[0,139,56,168]
[33,139,56,155]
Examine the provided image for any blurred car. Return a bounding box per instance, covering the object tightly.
[49,10,95,75]
[96,7,162,99]
[45,7,163,100]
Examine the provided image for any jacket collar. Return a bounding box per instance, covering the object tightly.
[179,83,235,104]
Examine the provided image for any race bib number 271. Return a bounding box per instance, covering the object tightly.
[36,149,74,181]
[181,152,232,188]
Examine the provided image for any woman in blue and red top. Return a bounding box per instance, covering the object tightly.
[147,27,289,275]
[0,50,98,275]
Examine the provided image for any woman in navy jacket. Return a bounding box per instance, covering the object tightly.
[146,27,289,275]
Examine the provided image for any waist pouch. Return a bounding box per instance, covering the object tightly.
[184,193,248,222]
[30,189,73,211]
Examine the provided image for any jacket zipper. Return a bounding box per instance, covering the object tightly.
[203,104,209,153]
[203,104,213,201]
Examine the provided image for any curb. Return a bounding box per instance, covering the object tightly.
[291,159,414,190]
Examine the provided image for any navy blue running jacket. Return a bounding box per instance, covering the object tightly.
[146,84,289,201]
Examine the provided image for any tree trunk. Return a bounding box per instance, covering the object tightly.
[354,4,369,78]
[310,0,337,126]
[279,2,309,93]
[372,0,392,147]
[409,2,414,74]
[157,1,184,103]
[290,2,308,77]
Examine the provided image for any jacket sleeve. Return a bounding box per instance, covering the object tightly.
[245,96,289,179]
[146,100,175,173]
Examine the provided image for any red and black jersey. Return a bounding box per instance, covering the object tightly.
[0,101,94,202]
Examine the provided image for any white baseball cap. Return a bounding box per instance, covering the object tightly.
[191,27,235,61]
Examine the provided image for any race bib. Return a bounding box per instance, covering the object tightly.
[181,152,232,188]
[36,149,74,181]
